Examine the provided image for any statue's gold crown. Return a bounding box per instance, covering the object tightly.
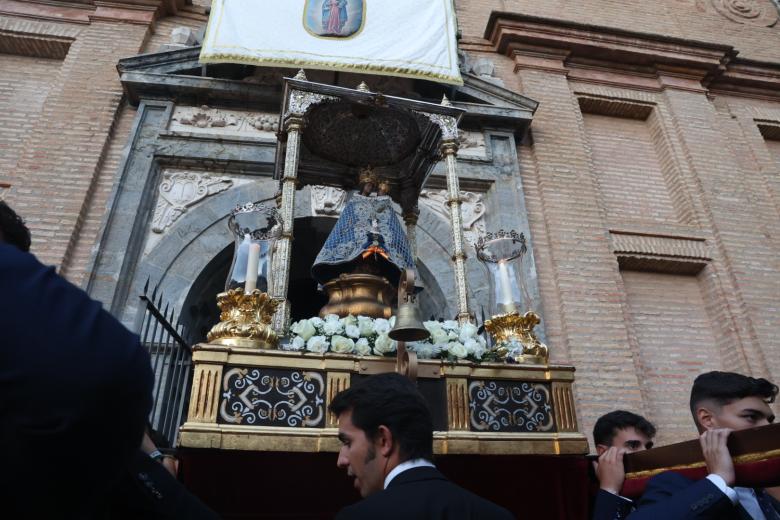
[358,167,378,186]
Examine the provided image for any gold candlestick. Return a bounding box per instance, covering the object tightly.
[207,289,279,349]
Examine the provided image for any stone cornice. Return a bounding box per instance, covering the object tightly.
[0,0,188,25]
[487,12,733,72]
[485,11,780,99]
[709,58,780,101]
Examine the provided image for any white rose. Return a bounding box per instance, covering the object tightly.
[355,338,371,356]
[408,341,441,360]
[306,335,329,353]
[323,319,344,336]
[447,331,458,341]
[442,320,459,330]
[291,336,306,351]
[323,314,340,322]
[423,320,443,333]
[296,320,316,341]
[358,317,374,337]
[342,314,357,326]
[373,333,397,355]
[309,316,324,328]
[459,323,478,342]
[447,341,467,359]
[464,338,485,360]
[345,324,361,339]
[431,329,449,345]
[330,335,355,354]
[373,318,391,335]
[389,316,396,327]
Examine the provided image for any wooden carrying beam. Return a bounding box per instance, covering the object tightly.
[620,423,780,499]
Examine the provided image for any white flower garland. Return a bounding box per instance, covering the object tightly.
[283,314,490,362]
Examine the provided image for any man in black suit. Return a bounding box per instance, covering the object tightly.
[591,411,656,520]
[631,372,780,519]
[0,201,154,518]
[329,372,514,519]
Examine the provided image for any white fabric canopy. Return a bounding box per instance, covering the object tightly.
[200,0,463,85]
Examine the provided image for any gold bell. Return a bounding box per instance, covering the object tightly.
[389,299,429,342]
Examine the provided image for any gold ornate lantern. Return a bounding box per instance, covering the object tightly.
[207,203,282,348]
[475,230,548,364]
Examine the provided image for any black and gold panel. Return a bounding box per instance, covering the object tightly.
[218,367,326,428]
[468,381,555,433]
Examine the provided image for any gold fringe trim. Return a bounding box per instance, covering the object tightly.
[625,448,780,480]
[199,52,463,85]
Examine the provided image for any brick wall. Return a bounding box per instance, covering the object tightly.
[0,54,60,179]
[582,113,681,225]
[66,104,137,288]
[621,270,721,444]
[456,0,780,62]
[3,17,150,276]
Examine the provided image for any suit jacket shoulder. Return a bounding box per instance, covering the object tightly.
[592,489,633,520]
[629,471,739,519]
[335,467,514,520]
[0,244,153,517]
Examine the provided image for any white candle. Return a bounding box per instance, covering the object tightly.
[244,242,261,294]
[496,260,517,314]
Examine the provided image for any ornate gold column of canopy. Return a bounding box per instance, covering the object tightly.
[271,73,471,329]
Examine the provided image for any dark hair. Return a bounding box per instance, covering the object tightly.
[0,201,31,252]
[690,371,778,418]
[329,372,433,461]
[593,410,656,447]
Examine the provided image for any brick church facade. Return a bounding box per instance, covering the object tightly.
[1,0,779,447]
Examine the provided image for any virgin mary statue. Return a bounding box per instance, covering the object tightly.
[311,168,416,289]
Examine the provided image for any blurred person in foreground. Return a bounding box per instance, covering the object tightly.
[631,371,779,519]
[329,372,514,519]
[0,200,153,518]
[591,410,656,520]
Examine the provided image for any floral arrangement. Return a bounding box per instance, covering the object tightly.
[282,314,493,362]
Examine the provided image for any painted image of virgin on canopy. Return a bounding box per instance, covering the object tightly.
[304,0,365,38]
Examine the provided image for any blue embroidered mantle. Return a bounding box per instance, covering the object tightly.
[312,193,416,286]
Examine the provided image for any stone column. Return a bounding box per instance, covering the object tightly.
[272,116,304,332]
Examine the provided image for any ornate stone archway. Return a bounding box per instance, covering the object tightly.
[131,179,464,341]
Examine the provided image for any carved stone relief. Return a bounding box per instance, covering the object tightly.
[459,51,505,86]
[310,185,347,216]
[169,105,280,138]
[152,171,234,233]
[710,0,778,26]
[458,131,488,159]
[419,189,486,248]
[686,0,779,25]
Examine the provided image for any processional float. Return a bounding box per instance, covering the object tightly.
[179,72,587,457]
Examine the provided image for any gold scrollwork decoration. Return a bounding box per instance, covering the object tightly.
[207,289,280,349]
[484,311,549,364]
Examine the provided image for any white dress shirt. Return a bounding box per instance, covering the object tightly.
[383,458,436,489]
[707,474,767,520]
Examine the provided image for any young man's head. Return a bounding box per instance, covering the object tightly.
[329,372,433,498]
[690,371,777,433]
[0,201,31,252]
[593,410,656,455]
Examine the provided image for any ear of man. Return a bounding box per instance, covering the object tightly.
[596,444,609,456]
[695,404,717,432]
[375,425,395,458]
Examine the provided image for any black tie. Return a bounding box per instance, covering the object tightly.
[755,489,780,520]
